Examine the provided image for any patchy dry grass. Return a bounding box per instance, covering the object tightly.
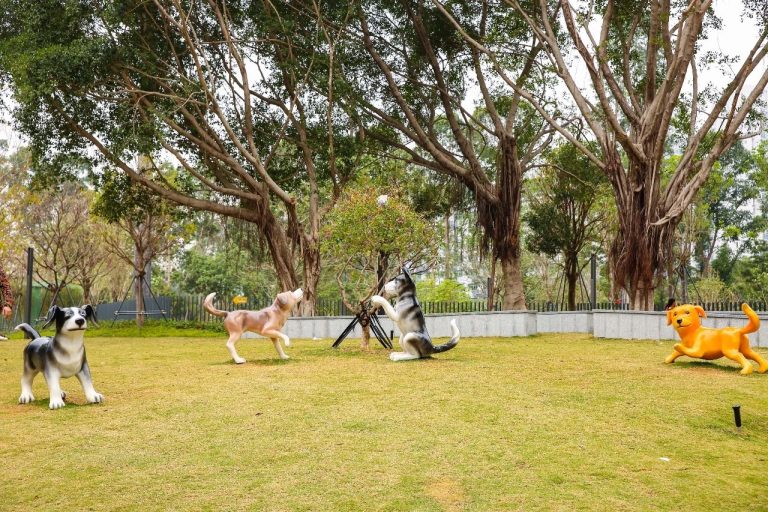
[1,333,767,511]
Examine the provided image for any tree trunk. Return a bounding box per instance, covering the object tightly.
[376,251,390,291]
[565,253,578,311]
[492,134,526,310]
[607,155,668,311]
[300,241,320,317]
[133,244,147,327]
[444,214,452,279]
[81,280,93,305]
[487,257,497,312]
[262,213,299,293]
[133,271,145,328]
[360,318,371,350]
[500,254,526,310]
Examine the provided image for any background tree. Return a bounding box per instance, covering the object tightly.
[695,142,767,281]
[93,170,191,326]
[525,143,613,310]
[21,182,94,308]
[321,186,438,346]
[325,0,557,310]
[0,0,370,315]
[416,277,471,302]
[475,0,768,309]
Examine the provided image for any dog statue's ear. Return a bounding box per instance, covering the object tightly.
[82,304,99,327]
[42,305,61,329]
[666,308,674,326]
[694,305,707,319]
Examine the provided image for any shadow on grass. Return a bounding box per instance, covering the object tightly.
[672,360,748,374]
[208,358,294,367]
[15,397,102,410]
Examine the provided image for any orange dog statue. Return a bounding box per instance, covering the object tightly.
[665,303,768,375]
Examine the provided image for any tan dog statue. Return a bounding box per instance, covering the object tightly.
[203,289,303,364]
[665,303,768,375]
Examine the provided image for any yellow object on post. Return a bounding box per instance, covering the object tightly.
[232,296,247,306]
[665,303,768,375]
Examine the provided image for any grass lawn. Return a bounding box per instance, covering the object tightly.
[1,332,767,511]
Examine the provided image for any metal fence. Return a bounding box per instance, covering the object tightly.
[3,295,767,333]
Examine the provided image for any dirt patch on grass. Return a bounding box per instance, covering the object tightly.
[427,478,467,511]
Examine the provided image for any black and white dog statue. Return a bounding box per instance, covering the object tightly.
[370,269,460,361]
[16,305,103,409]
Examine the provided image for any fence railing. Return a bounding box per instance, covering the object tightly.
[3,295,767,333]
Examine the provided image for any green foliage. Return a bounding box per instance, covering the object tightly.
[694,142,768,281]
[321,185,439,306]
[525,143,610,258]
[172,250,277,303]
[416,277,471,302]
[322,185,438,265]
[694,273,734,303]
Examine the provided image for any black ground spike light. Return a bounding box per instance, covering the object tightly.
[332,301,393,349]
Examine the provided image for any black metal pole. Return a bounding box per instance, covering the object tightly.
[24,247,33,324]
[332,313,361,348]
[733,404,742,432]
[590,253,597,310]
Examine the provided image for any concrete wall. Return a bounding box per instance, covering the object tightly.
[591,309,768,348]
[277,310,538,342]
[536,312,593,334]
[259,309,768,348]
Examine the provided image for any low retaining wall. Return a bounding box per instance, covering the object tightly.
[267,309,768,348]
[593,309,768,347]
[279,310,538,341]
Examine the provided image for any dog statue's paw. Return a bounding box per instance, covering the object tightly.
[49,396,66,409]
[673,343,684,353]
[18,392,35,404]
[86,392,104,404]
[280,354,290,360]
[739,365,754,376]
[233,357,246,364]
[284,338,292,347]
[370,295,386,307]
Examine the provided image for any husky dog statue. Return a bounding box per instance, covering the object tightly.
[370,269,459,361]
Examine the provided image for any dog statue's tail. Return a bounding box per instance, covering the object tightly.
[432,319,460,353]
[15,323,41,340]
[739,303,760,334]
[203,293,228,318]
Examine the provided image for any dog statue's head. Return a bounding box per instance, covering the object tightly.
[275,289,303,310]
[382,269,416,299]
[667,304,707,330]
[43,305,98,332]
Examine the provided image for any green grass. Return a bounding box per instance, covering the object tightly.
[3,319,225,339]
[1,333,767,511]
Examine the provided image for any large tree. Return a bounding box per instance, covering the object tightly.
[441,0,768,309]
[325,0,557,310]
[525,143,613,310]
[0,0,366,315]
[695,142,767,280]
[93,169,190,326]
